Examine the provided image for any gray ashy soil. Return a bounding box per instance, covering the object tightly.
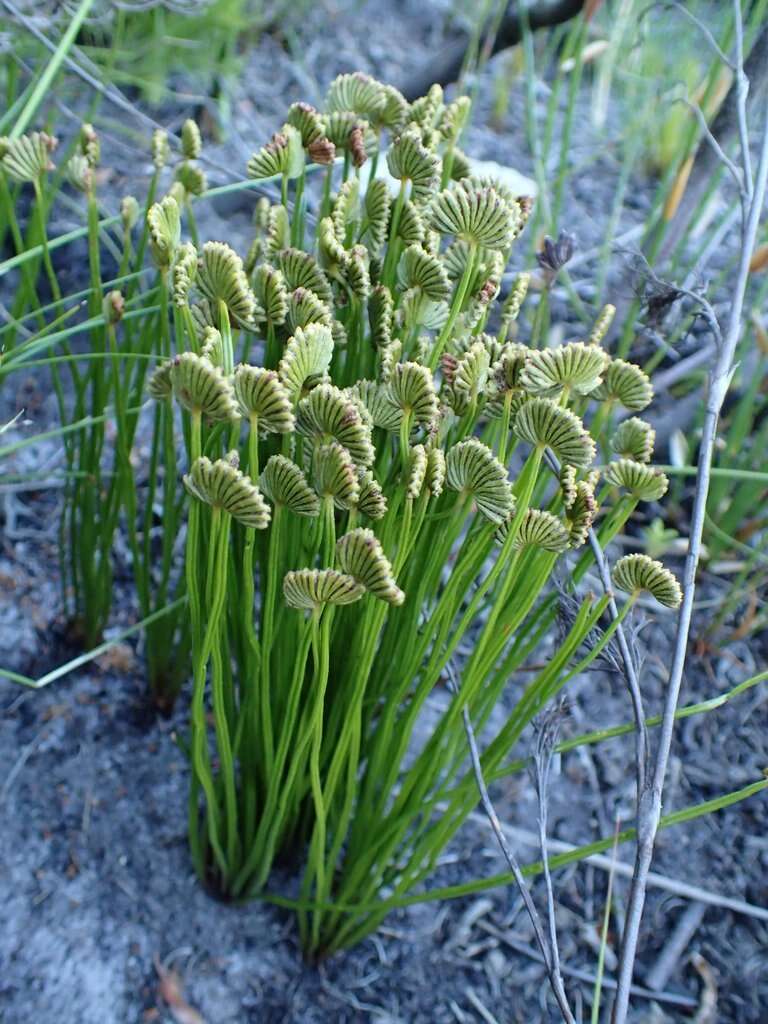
[2,1,768,1021]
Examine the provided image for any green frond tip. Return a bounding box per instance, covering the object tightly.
[591,357,653,411]
[388,361,439,426]
[369,285,394,349]
[296,383,375,466]
[326,72,386,120]
[184,454,270,529]
[428,183,519,249]
[589,303,615,346]
[175,162,208,198]
[1,132,56,183]
[171,352,239,422]
[247,124,305,180]
[386,129,440,202]
[151,128,170,169]
[336,528,405,605]
[406,444,428,499]
[198,241,260,330]
[612,554,682,608]
[260,455,319,517]
[565,482,597,548]
[356,469,388,519]
[399,245,450,302]
[172,242,198,307]
[181,119,202,159]
[283,568,365,611]
[200,327,224,367]
[312,442,360,509]
[514,396,596,468]
[446,438,514,525]
[496,508,570,553]
[610,417,655,463]
[253,263,288,327]
[147,196,180,269]
[521,342,608,397]
[426,447,446,496]
[234,365,295,433]
[278,323,334,403]
[605,459,668,501]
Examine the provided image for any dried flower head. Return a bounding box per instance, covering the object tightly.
[536,230,575,281]
[308,136,336,165]
[612,554,682,608]
[336,528,404,605]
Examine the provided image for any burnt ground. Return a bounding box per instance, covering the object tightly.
[1,1,767,1021]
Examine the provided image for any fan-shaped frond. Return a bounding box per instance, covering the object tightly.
[296,384,375,466]
[592,358,653,411]
[496,508,569,552]
[312,442,360,509]
[521,342,608,397]
[429,184,518,249]
[357,469,388,519]
[278,324,334,402]
[388,362,439,425]
[283,568,365,610]
[1,132,56,182]
[171,353,239,421]
[446,438,514,524]
[399,244,450,302]
[198,241,259,329]
[612,554,682,608]
[234,366,295,433]
[260,455,319,516]
[278,248,333,305]
[336,528,404,605]
[605,459,668,501]
[147,360,173,401]
[286,287,333,333]
[386,129,441,202]
[248,125,304,180]
[184,454,270,528]
[514,397,595,467]
[252,263,288,327]
[287,101,324,146]
[326,72,385,119]
[610,417,655,463]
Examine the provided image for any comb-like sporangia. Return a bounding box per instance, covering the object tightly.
[336,528,404,605]
[283,568,365,610]
[296,383,375,466]
[356,470,388,519]
[565,482,597,548]
[429,183,519,249]
[496,508,570,553]
[278,324,334,402]
[520,342,608,397]
[605,458,669,501]
[386,129,441,201]
[233,366,295,433]
[514,397,596,467]
[147,196,181,269]
[446,438,514,524]
[610,417,656,463]
[260,455,320,516]
[1,132,56,182]
[171,352,239,421]
[197,241,260,329]
[591,357,653,411]
[312,442,360,509]
[253,263,288,327]
[612,554,682,608]
[406,445,428,499]
[388,362,439,426]
[184,454,270,528]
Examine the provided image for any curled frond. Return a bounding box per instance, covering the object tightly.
[171,352,239,421]
[453,340,490,401]
[610,417,655,463]
[267,204,291,256]
[446,438,514,524]
[399,244,450,302]
[200,326,224,367]
[589,303,616,346]
[612,554,682,608]
[248,125,304,180]
[521,342,608,397]
[429,184,518,249]
[1,132,56,182]
[318,215,349,272]
[344,245,371,301]
[253,263,288,327]
[66,154,93,194]
[234,365,294,433]
[559,464,577,508]
[426,447,446,496]
[369,285,394,350]
[336,528,404,605]
[181,119,202,159]
[501,273,530,329]
[408,84,444,130]
[147,359,173,401]
[605,458,668,501]
[357,469,388,519]
[322,111,370,153]
[172,242,198,307]
[278,323,334,403]
[397,200,426,245]
[388,361,439,426]
[176,162,208,197]
[514,396,596,467]
[378,84,409,131]
[184,454,270,528]
[198,241,259,329]
[440,96,472,143]
[260,455,319,516]
[333,177,361,241]
[312,441,360,509]
[386,129,440,202]
[296,383,375,466]
[566,482,597,548]
[278,248,333,305]
[147,196,180,269]
[406,444,428,499]
[363,179,391,254]
[283,568,365,610]
[592,357,653,411]
[496,508,570,552]
[379,340,402,383]
[151,128,170,169]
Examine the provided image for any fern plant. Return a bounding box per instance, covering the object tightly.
[141,73,683,957]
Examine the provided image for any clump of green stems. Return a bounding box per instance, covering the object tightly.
[139,73,683,958]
